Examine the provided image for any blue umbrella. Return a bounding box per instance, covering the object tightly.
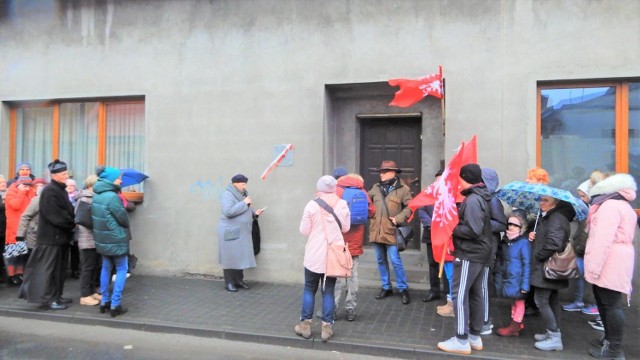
[120,168,149,188]
[496,181,589,221]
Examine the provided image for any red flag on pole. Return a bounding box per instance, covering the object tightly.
[388,69,443,108]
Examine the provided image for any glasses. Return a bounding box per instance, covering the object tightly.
[507,223,522,228]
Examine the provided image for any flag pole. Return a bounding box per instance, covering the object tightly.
[440,65,446,138]
[438,236,448,278]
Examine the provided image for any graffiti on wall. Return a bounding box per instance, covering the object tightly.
[189,178,226,200]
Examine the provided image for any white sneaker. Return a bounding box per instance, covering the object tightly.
[469,334,483,351]
[438,336,471,355]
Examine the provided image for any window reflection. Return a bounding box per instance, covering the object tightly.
[628,83,640,209]
[541,87,615,193]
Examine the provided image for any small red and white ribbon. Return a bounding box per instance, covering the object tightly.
[261,144,293,180]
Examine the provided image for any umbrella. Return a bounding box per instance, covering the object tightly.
[496,181,589,221]
[120,168,149,188]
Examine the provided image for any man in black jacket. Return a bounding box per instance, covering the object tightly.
[438,163,493,355]
[20,159,75,310]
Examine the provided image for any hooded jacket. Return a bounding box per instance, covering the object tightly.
[494,234,531,299]
[584,173,637,296]
[91,179,130,256]
[481,168,508,267]
[336,175,375,256]
[4,182,36,245]
[529,200,575,290]
[452,184,494,264]
[74,189,96,250]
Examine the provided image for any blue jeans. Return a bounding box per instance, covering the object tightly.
[574,257,585,303]
[301,267,336,323]
[373,243,407,291]
[100,255,128,307]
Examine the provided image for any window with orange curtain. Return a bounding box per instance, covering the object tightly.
[6,98,144,190]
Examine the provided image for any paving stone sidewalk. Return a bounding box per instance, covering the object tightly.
[0,275,637,359]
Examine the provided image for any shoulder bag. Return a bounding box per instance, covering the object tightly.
[543,241,579,280]
[75,199,93,229]
[314,198,352,278]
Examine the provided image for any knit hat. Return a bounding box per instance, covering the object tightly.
[316,175,337,193]
[231,174,249,183]
[459,163,482,184]
[33,178,46,186]
[576,180,591,195]
[333,167,348,179]
[16,162,32,172]
[98,167,121,183]
[17,176,33,185]
[48,159,68,174]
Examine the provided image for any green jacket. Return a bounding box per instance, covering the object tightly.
[91,179,130,256]
[368,178,413,245]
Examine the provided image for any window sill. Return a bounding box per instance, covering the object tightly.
[122,191,144,204]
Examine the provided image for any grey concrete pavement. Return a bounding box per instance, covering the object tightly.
[0,275,637,359]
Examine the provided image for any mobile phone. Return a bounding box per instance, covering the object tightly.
[259,206,267,212]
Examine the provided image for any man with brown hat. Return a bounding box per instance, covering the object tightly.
[437,163,493,355]
[20,159,76,310]
[367,160,413,305]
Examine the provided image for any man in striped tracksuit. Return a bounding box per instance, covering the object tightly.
[437,163,493,355]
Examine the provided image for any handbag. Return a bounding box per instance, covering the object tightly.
[543,241,579,280]
[252,215,261,256]
[75,199,93,229]
[314,198,352,278]
[378,185,413,252]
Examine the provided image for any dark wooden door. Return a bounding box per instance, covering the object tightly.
[360,117,422,249]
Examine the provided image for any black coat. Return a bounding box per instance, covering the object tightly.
[452,185,494,264]
[529,201,575,290]
[36,180,76,246]
[486,195,507,267]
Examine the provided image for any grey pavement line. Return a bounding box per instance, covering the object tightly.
[0,308,523,360]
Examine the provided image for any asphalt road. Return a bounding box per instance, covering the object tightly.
[0,316,403,360]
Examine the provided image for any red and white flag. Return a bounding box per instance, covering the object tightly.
[261,144,293,180]
[388,67,443,108]
[407,135,477,263]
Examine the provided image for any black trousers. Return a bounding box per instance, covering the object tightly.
[534,287,561,332]
[223,269,244,286]
[69,242,80,274]
[593,285,625,352]
[79,248,100,297]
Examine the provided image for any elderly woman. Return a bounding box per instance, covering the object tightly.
[92,167,130,317]
[584,173,637,359]
[528,196,575,351]
[218,174,263,292]
[294,175,350,343]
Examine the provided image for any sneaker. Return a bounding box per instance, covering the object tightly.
[481,322,494,335]
[562,301,585,312]
[469,334,483,351]
[581,305,600,315]
[437,336,471,355]
[589,318,605,331]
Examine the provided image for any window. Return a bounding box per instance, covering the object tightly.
[5,98,145,191]
[538,81,639,210]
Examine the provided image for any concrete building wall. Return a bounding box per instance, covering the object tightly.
[1,1,639,291]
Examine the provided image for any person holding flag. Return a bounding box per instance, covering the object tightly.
[437,163,493,355]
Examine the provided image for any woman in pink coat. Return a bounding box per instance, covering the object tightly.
[584,173,637,359]
[294,175,350,343]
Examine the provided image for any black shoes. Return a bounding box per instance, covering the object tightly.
[40,302,67,311]
[375,289,393,300]
[401,290,411,305]
[235,281,250,289]
[100,302,112,314]
[226,283,238,292]
[346,311,356,322]
[58,297,73,304]
[422,292,441,303]
[110,305,128,318]
[8,275,23,286]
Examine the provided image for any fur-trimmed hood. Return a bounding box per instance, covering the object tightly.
[589,173,637,201]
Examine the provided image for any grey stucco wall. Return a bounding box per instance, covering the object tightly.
[1,1,639,295]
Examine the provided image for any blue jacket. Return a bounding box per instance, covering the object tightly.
[91,179,130,256]
[494,235,531,299]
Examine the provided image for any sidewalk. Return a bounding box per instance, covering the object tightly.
[0,275,638,359]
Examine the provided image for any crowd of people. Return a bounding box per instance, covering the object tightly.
[284,161,636,359]
[2,158,637,358]
[1,160,135,317]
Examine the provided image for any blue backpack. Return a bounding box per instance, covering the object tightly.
[341,186,369,225]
